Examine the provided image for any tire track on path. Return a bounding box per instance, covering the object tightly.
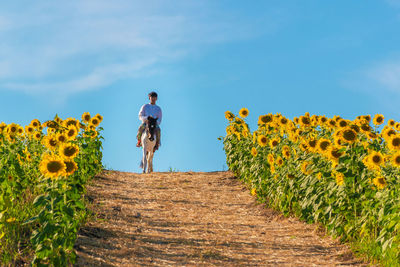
[75,170,366,266]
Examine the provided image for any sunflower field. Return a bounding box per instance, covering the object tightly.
[223,109,400,265]
[0,112,103,266]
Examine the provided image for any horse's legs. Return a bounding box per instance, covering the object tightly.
[148,151,154,173]
[142,148,148,173]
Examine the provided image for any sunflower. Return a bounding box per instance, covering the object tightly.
[373,114,384,125]
[59,143,80,159]
[6,123,19,136]
[334,172,344,186]
[30,119,41,128]
[363,115,371,123]
[43,135,58,151]
[363,151,384,170]
[95,114,103,123]
[301,161,312,175]
[319,116,328,125]
[66,126,78,140]
[316,172,322,180]
[242,129,249,138]
[299,116,311,127]
[267,153,274,165]
[279,117,289,126]
[56,133,68,143]
[270,164,275,174]
[327,119,336,128]
[239,108,249,118]
[225,111,235,121]
[25,125,35,135]
[89,117,100,127]
[387,134,400,151]
[373,176,387,190]
[269,138,280,148]
[84,127,98,138]
[17,126,24,135]
[251,147,257,157]
[64,160,78,176]
[340,127,357,143]
[317,139,331,154]
[327,147,343,162]
[258,114,273,124]
[276,156,283,167]
[382,126,396,140]
[82,112,91,123]
[257,135,268,147]
[63,118,79,128]
[338,119,348,128]
[307,139,318,152]
[388,119,396,127]
[33,132,42,141]
[360,124,371,133]
[39,154,66,179]
[282,146,291,159]
[391,152,400,168]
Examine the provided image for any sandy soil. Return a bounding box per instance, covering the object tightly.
[74,170,368,267]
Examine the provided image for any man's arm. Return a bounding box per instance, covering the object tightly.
[138,104,148,123]
[157,107,162,125]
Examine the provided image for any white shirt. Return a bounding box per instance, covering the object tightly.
[139,103,162,125]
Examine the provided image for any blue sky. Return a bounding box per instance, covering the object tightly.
[1,0,400,172]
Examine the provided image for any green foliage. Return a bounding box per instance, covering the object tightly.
[0,118,103,266]
[222,113,400,266]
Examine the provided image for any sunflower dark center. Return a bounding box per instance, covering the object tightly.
[64,146,77,157]
[361,124,370,131]
[68,130,75,137]
[301,117,310,125]
[331,150,342,159]
[372,155,382,164]
[261,115,272,123]
[392,137,400,147]
[65,161,75,173]
[319,141,330,150]
[343,130,356,141]
[309,140,317,148]
[49,139,57,147]
[47,161,63,173]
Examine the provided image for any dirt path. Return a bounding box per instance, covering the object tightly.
[74,171,367,266]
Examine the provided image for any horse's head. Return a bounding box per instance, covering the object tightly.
[146,116,158,141]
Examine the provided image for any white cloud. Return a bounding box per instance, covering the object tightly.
[386,0,400,7]
[0,0,270,99]
[366,61,400,93]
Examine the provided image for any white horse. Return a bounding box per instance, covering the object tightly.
[140,117,158,173]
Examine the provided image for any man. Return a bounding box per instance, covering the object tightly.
[136,91,162,150]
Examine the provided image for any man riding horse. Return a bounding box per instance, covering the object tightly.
[136,91,162,151]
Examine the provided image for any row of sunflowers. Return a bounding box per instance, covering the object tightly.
[0,112,103,266]
[223,109,400,265]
